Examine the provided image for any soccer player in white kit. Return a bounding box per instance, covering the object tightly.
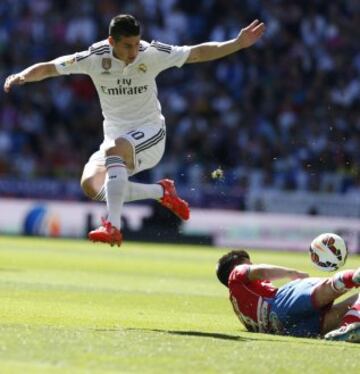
[4,15,265,246]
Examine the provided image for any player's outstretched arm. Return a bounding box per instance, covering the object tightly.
[3,62,59,93]
[248,264,309,282]
[186,19,265,64]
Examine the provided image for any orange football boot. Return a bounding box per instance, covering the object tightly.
[88,218,123,247]
[158,179,190,220]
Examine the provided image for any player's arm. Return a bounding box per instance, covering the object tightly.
[186,19,265,64]
[4,62,59,93]
[248,264,309,282]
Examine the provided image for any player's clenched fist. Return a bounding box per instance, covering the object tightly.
[3,74,25,93]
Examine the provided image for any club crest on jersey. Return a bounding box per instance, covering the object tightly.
[101,58,112,74]
[137,63,147,73]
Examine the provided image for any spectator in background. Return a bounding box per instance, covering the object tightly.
[0,0,359,207]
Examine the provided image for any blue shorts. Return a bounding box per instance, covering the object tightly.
[268,278,328,337]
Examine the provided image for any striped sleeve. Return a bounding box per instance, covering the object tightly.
[53,43,111,75]
[149,41,190,74]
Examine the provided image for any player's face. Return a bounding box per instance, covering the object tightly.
[109,35,141,65]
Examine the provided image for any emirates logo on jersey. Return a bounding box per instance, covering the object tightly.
[101,58,112,74]
[100,78,148,95]
[100,84,148,95]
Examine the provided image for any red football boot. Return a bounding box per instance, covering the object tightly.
[88,218,123,247]
[158,179,190,220]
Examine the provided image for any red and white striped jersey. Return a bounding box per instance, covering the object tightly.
[228,264,278,332]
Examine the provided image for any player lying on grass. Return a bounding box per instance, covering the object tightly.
[216,250,360,343]
[3,15,265,247]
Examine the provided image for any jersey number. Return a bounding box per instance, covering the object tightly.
[231,296,259,332]
[128,131,145,140]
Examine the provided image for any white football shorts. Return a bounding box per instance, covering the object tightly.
[84,122,166,176]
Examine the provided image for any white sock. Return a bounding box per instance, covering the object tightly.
[94,186,106,201]
[105,156,128,229]
[126,182,163,202]
[94,182,163,203]
[330,270,355,293]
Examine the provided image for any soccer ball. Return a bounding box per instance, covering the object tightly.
[309,233,348,272]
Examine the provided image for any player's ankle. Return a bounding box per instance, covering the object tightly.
[352,268,360,285]
[331,270,357,292]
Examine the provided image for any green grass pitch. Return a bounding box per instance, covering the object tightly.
[0,235,359,373]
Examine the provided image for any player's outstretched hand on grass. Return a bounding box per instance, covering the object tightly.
[3,74,25,93]
[237,19,265,49]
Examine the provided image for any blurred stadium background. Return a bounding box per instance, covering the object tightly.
[0,0,359,252]
[1,1,360,371]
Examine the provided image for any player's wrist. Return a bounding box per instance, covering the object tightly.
[234,35,247,51]
[18,74,26,83]
[288,269,299,279]
[11,73,25,84]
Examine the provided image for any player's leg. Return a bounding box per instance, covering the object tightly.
[80,162,106,201]
[312,268,360,308]
[268,278,329,337]
[114,126,165,206]
[323,293,360,342]
[87,137,133,246]
[82,123,190,221]
[103,137,132,229]
[156,179,190,220]
[83,175,189,221]
[81,130,164,205]
[268,273,360,338]
[83,137,163,232]
[126,126,189,220]
[321,294,359,333]
[81,160,164,203]
[122,124,189,220]
[81,141,132,222]
[81,162,186,215]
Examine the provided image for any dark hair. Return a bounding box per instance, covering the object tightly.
[109,14,141,40]
[216,250,250,287]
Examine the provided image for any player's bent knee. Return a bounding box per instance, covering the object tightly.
[106,138,135,169]
[312,279,344,309]
[80,177,98,199]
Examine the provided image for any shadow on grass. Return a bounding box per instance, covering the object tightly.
[151,329,247,341]
[124,328,286,343]
[94,327,360,348]
[94,327,247,341]
[158,330,360,348]
[146,329,316,345]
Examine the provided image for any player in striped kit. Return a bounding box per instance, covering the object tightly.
[4,15,265,246]
[216,250,360,343]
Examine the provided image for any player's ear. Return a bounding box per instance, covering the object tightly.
[108,35,115,47]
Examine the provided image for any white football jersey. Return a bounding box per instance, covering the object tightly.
[53,39,190,141]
